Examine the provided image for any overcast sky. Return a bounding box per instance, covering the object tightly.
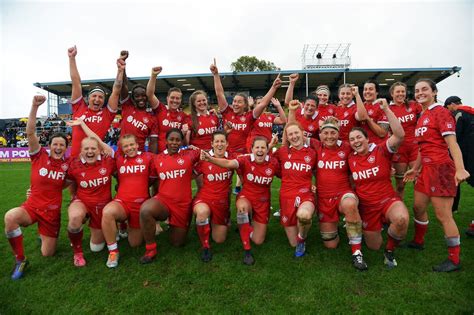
[1,0,472,118]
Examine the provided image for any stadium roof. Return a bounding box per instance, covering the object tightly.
[34,66,461,97]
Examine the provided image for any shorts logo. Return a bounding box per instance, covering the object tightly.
[304,156,311,163]
[198,128,205,135]
[423,118,430,125]
[177,158,185,165]
[318,160,325,168]
[240,116,246,122]
[99,168,107,175]
[159,173,166,180]
[247,173,254,181]
[127,116,133,123]
[61,163,69,171]
[80,181,88,188]
[162,119,169,126]
[284,161,292,169]
[258,122,264,127]
[143,117,149,124]
[207,174,215,181]
[265,168,272,176]
[308,125,314,131]
[431,186,436,192]
[39,168,48,177]
[136,158,143,164]
[362,221,368,229]
[367,156,375,163]
[338,151,345,159]
[282,215,288,223]
[119,166,126,174]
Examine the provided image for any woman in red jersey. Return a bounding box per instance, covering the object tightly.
[192,131,233,262]
[201,136,279,265]
[4,96,69,280]
[335,84,366,141]
[146,66,190,152]
[348,99,409,269]
[388,82,422,199]
[139,128,201,264]
[313,85,338,121]
[314,117,367,271]
[273,120,317,258]
[404,79,470,272]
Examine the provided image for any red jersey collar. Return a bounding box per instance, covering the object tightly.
[209,150,228,158]
[250,154,270,162]
[80,153,102,164]
[428,103,443,110]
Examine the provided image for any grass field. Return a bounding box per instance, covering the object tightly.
[0,162,473,314]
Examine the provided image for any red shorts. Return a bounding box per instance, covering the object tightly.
[154,195,192,229]
[193,197,230,225]
[415,162,457,197]
[318,191,357,223]
[279,193,315,227]
[21,203,61,238]
[114,199,142,229]
[72,199,107,229]
[392,142,418,164]
[237,193,270,225]
[360,196,401,232]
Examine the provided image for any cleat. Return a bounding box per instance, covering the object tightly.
[432,259,461,272]
[118,229,128,240]
[106,252,120,268]
[406,241,425,250]
[294,241,306,258]
[243,250,255,265]
[73,252,86,267]
[273,210,281,217]
[200,248,212,263]
[352,250,368,271]
[139,250,157,264]
[383,250,397,269]
[465,229,474,238]
[233,186,241,195]
[11,258,29,280]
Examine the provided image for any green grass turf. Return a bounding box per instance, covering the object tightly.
[0,162,473,313]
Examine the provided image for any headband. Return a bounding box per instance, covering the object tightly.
[320,123,339,132]
[88,87,105,96]
[316,86,330,96]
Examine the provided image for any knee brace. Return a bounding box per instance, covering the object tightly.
[321,230,338,242]
[345,221,362,244]
[237,212,249,224]
[90,241,105,252]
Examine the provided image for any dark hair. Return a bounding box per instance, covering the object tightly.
[87,85,107,96]
[49,132,68,146]
[167,87,182,97]
[364,79,379,93]
[131,84,146,97]
[304,95,318,105]
[212,130,227,141]
[166,128,183,140]
[349,127,368,139]
[415,78,438,102]
[189,90,208,134]
[252,136,268,148]
[389,82,409,109]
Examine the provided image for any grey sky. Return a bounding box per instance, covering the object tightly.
[1,0,472,118]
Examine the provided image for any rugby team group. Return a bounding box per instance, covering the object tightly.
[4,47,471,280]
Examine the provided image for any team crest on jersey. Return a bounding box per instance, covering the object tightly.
[177,115,182,121]
[143,117,149,124]
[338,151,346,159]
[308,125,314,131]
[423,118,430,125]
[368,109,374,116]
[127,116,133,122]
[407,107,412,113]
[367,156,375,163]
[265,168,272,176]
[39,168,48,177]
[344,111,349,117]
[247,173,254,181]
[240,116,246,122]
[81,172,86,178]
[61,163,69,171]
[177,158,185,165]
[304,156,311,163]
[136,157,143,164]
[99,168,107,175]
[162,119,169,126]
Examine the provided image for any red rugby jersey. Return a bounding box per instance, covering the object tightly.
[390,101,422,148]
[335,102,359,141]
[194,150,233,200]
[153,102,190,152]
[189,112,219,150]
[221,105,256,153]
[295,108,320,139]
[236,154,279,199]
[119,98,158,151]
[248,112,277,142]
[358,102,388,145]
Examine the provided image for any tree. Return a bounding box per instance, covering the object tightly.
[231,56,280,72]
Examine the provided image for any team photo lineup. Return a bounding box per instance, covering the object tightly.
[5,46,472,281]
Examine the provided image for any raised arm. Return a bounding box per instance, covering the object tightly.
[284,73,299,105]
[287,100,301,123]
[68,46,82,101]
[444,135,470,186]
[67,119,113,155]
[26,95,46,153]
[146,66,162,109]
[253,74,282,118]
[108,58,126,112]
[201,150,238,169]
[210,59,228,111]
[352,85,368,121]
[272,98,287,124]
[381,99,404,151]
[119,50,129,100]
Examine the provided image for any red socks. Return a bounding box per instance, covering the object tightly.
[68,229,84,254]
[238,223,252,251]
[386,234,401,251]
[7,232,25,261]
[413,219,429,245]
[351,243,362,254]
[145,242,157,257]
[196,222,211,249]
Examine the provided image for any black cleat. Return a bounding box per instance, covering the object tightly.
[352,251,368,271]
[243,250,255,266]
[200,248,213,263]
[139,251,156,264]
[383,250,398,269]
[432,259,461,272]
[406,241,425,250]
[465,229,474,238]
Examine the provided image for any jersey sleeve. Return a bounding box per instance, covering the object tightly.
[71,96,86,114]
[29,146,45,163]
[437,108,456,137]
[193,161,203,176]
[236,155,248,173]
